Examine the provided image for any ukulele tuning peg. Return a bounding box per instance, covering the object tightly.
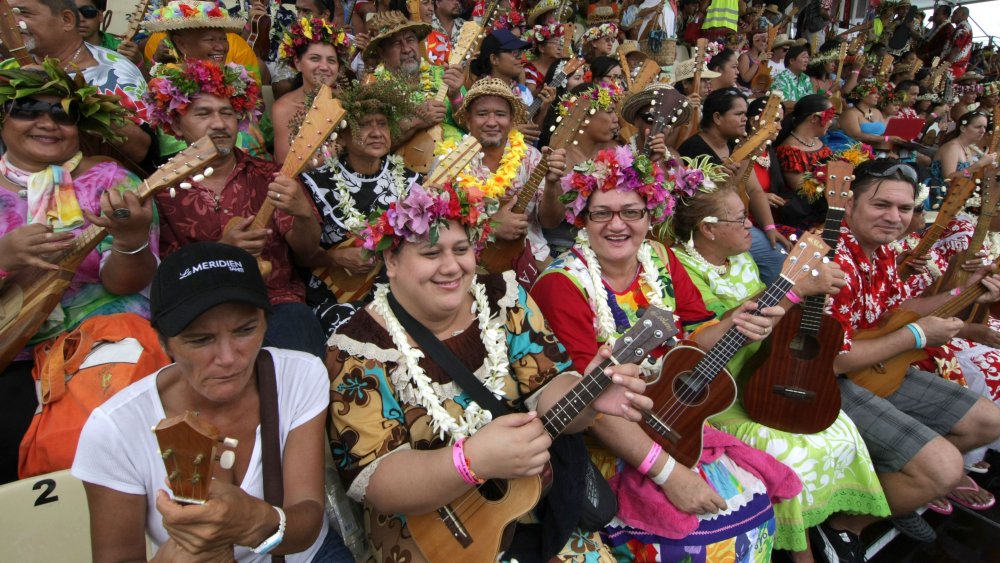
[218,450,236,470]
[18,20,26,31]
[633,348,645,357]
[193,453,205,464]
[180,182,193,190]
[789,234,798,242]
[329,132,338,141]
[167,470,179,481]
[192,174,205,182]
[169,187,177,198]
[223,437,239,448]
[653,330,664,339]
[798,242,808,249]
[822,257,831,264]
[160,449,172,459]
[204,167,215,177]
[340,120,347,129]
[789,255,798,263]
[624,336,634,344]
[811,269,820,277]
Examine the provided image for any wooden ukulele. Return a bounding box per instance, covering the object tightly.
[938,168,1000,294]
[478,96,592,274]
[399,22,480,174]
[641,233,830,467]
[828,42,850,113]
[675,38,706,146]
[726,91,782,206]
[616,59,665,145]
[313,136,483,302]
[244,12,270,62]
[525,58,584,122]
[749,26,779,95]
[406,306,679,562]
[0,137,220,372]
[0,0,32,66]
[899,174,980,281]
[117,0,152,45]
[154,411,239,505]
[741,162,855,434]
[639,84,691,158]
[847,282,990,397]
[223,84,345,279]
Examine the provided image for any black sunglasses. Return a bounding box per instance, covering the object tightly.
[859,159,918,183]
[78,5,99,19]
[4,99,79,126]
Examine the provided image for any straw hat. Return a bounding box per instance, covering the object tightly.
[618,40,648,61]
[362,11,431,60]
[145,0,245,33]
[763,4,782,16]
[619,82,691,126]
[586,4,620,26]
[454,77,528,128]
[527,0,560,27]
[957,71,985,84]
[672,58,721,83]
[772,34,805,49]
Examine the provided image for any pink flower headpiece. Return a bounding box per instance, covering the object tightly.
[583,22,618,42]
[280,18,352,67]
[525,23,564,46]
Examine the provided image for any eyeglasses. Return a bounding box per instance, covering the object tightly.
[4,99,79,126]
[713,215,749,225]
[78,5,99,19]
[861,160,918,183]
[586,208,648,222]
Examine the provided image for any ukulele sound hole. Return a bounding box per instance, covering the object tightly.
[477,479,509,502]
[789,333,820,360]
[672,370,708,407]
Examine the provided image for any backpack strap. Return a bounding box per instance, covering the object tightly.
[256,349,285,563]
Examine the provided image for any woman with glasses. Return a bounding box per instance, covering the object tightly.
[271,18,353,163]
[523,23,565,95]
[928,111,998,209]
[670,183,890,563]
[532,146,800,563]
[0,62,158,484]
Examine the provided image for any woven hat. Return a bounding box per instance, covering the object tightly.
[619,39,647,61]
[763,4,781,15]
[454,77,527,128]
[363,11,431,60]
[145,0,245,33]
[527,0,560,27]
[586,4,619,26]
[672,58,721,82]
[957,71,985,84]
[772,34,805,49]
[891,62,914,75]
[619,81,691,126]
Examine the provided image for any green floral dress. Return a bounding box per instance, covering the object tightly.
[674,248,891,552]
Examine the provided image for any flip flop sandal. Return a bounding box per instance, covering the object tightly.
[926,498,954,515]
[947,477,997,511]
[965,461,991,474]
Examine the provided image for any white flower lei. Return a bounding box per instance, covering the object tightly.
[332,154,407,234]
[575,230,667,342]
[371,282,510,441]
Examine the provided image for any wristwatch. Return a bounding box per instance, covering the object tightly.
[251,506,286,555]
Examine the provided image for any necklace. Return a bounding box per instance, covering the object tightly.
[330,154,406,234]
[575,231,667,342]
[63,44,84,71]
[683,240,729,275]
[857,104,873,121]
[789,131,817,148]
[436,130,527,199]
[371,282,509,441]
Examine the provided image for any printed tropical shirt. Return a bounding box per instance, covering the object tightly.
[772,69,813,103]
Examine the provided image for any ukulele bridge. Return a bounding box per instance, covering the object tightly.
[436,505,473,547]
[644,412,681,443]
[771,385,817,401]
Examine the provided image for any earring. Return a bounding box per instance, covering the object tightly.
[708,235,715,241]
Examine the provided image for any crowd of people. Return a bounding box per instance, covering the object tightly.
[3,0,1000,562]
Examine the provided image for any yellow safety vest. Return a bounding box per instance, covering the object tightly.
[704,0,739,31]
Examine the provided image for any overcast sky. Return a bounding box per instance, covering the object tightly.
[927,3,1000,46]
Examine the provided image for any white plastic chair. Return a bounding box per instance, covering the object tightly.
[0,470,93,562]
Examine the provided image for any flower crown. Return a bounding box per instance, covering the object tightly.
[145,0,244,32]
[280,18,352,66]
[809,49,839,66]
[798,143,874,202]
[359,182,499,253]
[556,81,623,117]
[955,83,985,96]
[583,22,618,42]
[0,58,131,143]
[524,23,564,45]
[559,145,672,228]
[703,41,724,65]
[144,60,261,137]
[849,78,891,101]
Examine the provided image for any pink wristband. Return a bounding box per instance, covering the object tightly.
[452,438,484,485]
[638,443,663,475]
[763,224,777,232]
[951,286,962,297]
[0,267,9,280]
[785,290,802,304]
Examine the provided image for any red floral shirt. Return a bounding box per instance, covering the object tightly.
[155,150,306,305]
[829,224,912,353]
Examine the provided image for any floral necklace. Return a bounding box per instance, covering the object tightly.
[683,239,729,275]
[440,130,527,199]
[371,282,510,441]
[575,231,667,342]
[331,154,407,234]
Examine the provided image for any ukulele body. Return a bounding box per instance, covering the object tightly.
[846,309,927,397]
[643,342,737,468]
[479,235,526,274]
[742,306,842,434]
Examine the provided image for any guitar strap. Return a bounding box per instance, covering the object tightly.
[256,349,286,563]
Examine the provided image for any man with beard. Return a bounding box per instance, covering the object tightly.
[6,0,152,165]
[142,59,327,358]
[364,11,465,148]
[827,160,1000,543]
[452,78,568,284]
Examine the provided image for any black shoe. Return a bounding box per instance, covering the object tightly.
[890,512,937,543]
[812,522,866,563]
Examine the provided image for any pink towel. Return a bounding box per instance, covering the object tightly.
[609,426,803,539]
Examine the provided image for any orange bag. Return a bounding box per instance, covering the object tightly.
[18,313,171,479]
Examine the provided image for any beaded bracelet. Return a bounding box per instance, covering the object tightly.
[638,443,663,475]
[785,290,802,304]
[452,438,485,485]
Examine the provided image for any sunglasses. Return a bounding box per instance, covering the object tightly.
[4,99,79,126]
[78,5,99,19]
[861,160,918,184]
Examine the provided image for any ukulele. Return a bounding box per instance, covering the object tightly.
[398,22,480,174]
[847,280,991,397]
[0,0,31,66]
[749,27,779,95]
[726,91,782,207]
[741,162,855,434]
[828,42,850,113]
[117,0,153,45]
[525,58,584,122]
[641,233,830,467]
[898,174,980,281]
[244,11,270,62]
[639,84,691,158]
[617,59,665,145]
[675,38,706,146]
[222,84,345,279]
[154,411,239,505]
[406,305,679,563]
[478,96,592,274]
[0,137,220,373]
[313,136,483,302]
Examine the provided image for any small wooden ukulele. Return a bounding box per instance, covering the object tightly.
[154,411,239,505]
[0,0,32,66]
[899,173,980,281]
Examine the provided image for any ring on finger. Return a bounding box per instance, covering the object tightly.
[112,208,131,220]
[274,192,281,200]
